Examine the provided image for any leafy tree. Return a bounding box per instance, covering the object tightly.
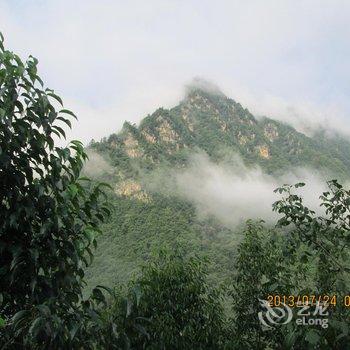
[0,34,110,348]
[101,249,227,349]
[273,181,350,293]
[137,250,225,349]
[229,221,294,349]
[272,180,350,348]
[228,180,350,349]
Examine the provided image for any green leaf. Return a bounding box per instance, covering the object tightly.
[37,304,51,317]
[12,310,30,329]
[60,108,77,120]
[57,116,72,128]
[29,316,45,337]
[70,323,80,340]
[52,125,66,139]
[68,184,79,198]
[47,91,63,106]
[35,75,44,87]
[96,285,114,296]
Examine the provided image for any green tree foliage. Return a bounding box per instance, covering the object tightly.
[100,250,226,349]
[229,220,313,349]
[273,181,350,293]
[230,181,350,349]
[96,180,350,349]
[272,180,350,348]
[85,194,238,291]
[230,221,287,349]
[0,34,110,348]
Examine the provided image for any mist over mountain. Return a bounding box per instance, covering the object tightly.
[85,81,350,288]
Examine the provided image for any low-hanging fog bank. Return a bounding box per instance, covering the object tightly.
[82,150,113,177]
[144,152,330,228]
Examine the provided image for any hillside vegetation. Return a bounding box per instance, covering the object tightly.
[86,85,350,290]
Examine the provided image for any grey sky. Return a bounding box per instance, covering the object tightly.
[1,0,349,143]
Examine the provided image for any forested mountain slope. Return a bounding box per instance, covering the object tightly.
[85,86,350,289]
[92,87,350,178]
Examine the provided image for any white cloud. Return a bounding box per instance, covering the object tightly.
[146,152,329,228]
[225,86,350,137]
[83,149,113,177]
[1,0,350,142]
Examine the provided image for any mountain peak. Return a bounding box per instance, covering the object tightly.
[184,77,226,99]
[90,82,350,181]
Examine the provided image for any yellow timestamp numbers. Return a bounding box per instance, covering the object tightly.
[266,294,350,307]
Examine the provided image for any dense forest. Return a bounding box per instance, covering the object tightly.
[1,34,350,350]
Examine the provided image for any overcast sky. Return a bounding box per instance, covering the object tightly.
[1,0,350,143]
